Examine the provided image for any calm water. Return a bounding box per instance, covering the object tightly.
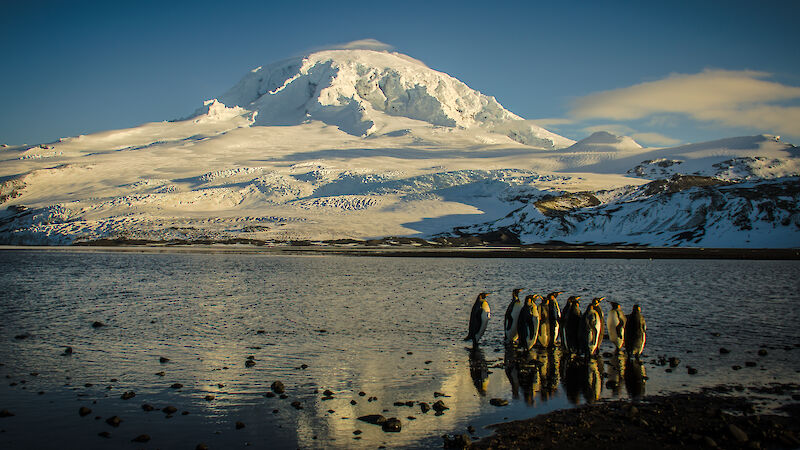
[1,249,799,449]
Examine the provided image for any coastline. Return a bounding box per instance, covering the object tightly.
[0,243,798,260]
[465,384,800,449]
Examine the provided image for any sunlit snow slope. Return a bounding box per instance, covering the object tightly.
[0,49,798,247]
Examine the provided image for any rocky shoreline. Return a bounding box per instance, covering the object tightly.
[451,384,800,449]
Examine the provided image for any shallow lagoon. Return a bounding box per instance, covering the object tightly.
[1,249,799,448]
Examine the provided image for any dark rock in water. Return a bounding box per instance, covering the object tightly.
[702,436,718,448]
[0,409,14,418]
[98,431,111,438]
[382,418,402,432]
[408,416,417,420]
[159,357,170,363]
[62,346,73,356]
[132,434,150,443]
[291,401,303,410]
[181,411,189,415]
[732,365,742,370]
[256,329,265,334]
[432,400,449,412]
[353,430,362,435]
[265,392,275,398]
[728,424,748,443]
[245,360,256,368]
[668,357,681,367]
[246,355,255,360]
[235,421,245,429]
[171,383,183,389]
[393,401,406,407]
[719,347,730,354]
[710,332,721,337]
[745,361,757,367]
[358,414,387,425]
[321,396,334,401]
[358,391,366,396]
[141,404,154,412]
[688,367,698,375]
[196,444,209,450]
[758,349,768,356]
[323,389,335,397]
[434,392,448,397]
[155,371,165,377]
[602,352,613,358]
[467,425,476,434]
[350,400,357,405]
[14,333,31,340]
[443,433,471,448]
[204,395,215,401]
[489,398,509,407]
[419,402,431,413]
[162,406,178,414]
[92,321,105,328]
[279,394,288,399]
[120,391,135,400]
[368,396,377,402]
[79,406,92,417]
[105,416,122,427]
[271,381,285,394]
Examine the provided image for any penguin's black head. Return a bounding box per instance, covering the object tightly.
[548,291,563,299]
[513,288,524,296]
[633,304,641,311]
[592,297,605,305]
[567,295,581,302]
[610,301,620,309]
[478,292,490,300]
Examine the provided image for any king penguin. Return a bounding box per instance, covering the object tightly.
[624,304,646,358]
[537,295,551,348]
[561,296,582,354]
[546,292,563,346]
[465,292,491,346]
[517,294,541,351]
[607,301,626,352]
[591,297,606,340]
[581,300,603,356]
[504,288,524,344]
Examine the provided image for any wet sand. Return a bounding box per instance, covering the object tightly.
[466,384,800,449]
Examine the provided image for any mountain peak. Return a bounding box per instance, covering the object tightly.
[203,48,573,149]
[567,131,642,151]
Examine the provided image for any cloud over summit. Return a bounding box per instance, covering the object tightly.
[569,70,800,138]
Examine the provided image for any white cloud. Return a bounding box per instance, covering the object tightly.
[325,39,394,51]
[570,70,800,137]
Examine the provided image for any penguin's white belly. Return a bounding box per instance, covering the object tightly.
[607,312,624,350]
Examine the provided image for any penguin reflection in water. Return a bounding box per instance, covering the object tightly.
[504,288,524,344]
[468,346,490,396]
[624,304,647,359]
[465,293,491,346]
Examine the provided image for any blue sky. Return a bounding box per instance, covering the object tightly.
[1,0,799,146]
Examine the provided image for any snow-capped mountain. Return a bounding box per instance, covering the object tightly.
[206,49,574,149]
[0,48,798,247]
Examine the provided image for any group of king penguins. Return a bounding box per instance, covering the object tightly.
[465,289,646,358]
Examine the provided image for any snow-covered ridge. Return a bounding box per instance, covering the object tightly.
[210,49,573,149]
